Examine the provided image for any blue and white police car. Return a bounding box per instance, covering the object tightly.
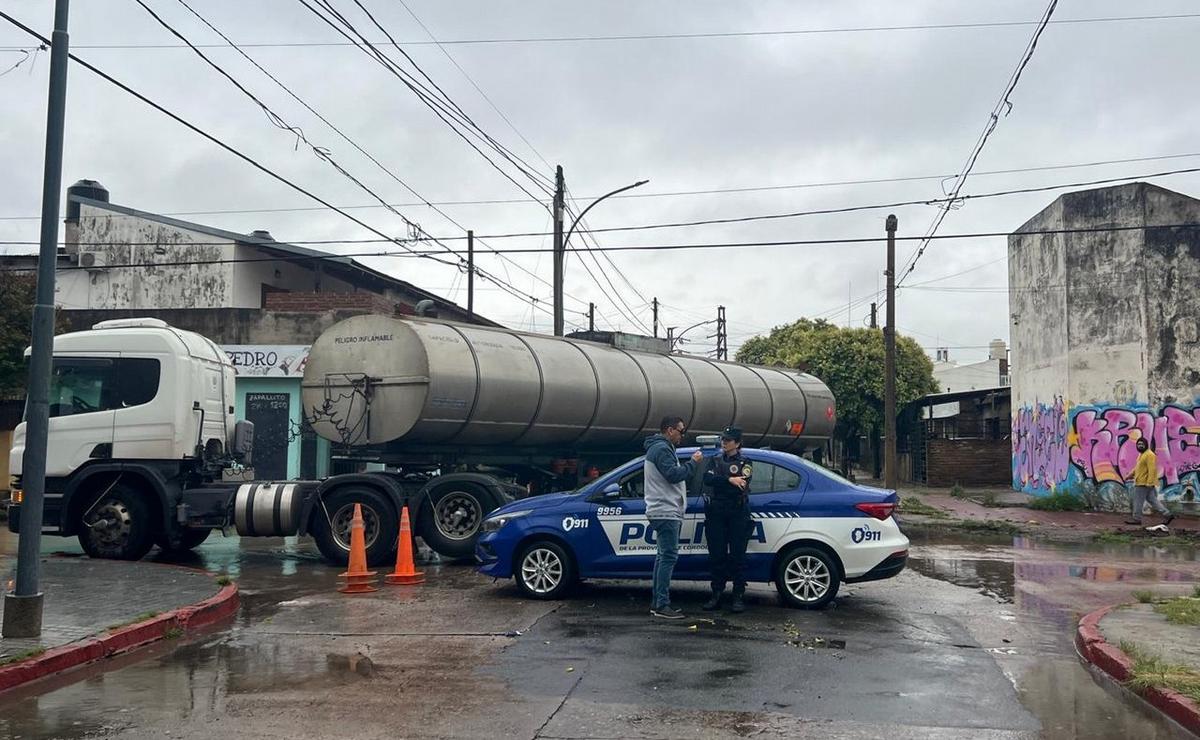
[476,446,908,609]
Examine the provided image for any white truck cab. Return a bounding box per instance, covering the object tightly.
[10,318,237,479]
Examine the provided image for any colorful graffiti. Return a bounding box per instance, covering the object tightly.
[1012,397,1069,493]
[1069,405,1200,495]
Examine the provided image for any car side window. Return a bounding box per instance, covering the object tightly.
[618,467,645,500]
[748,461,802,495]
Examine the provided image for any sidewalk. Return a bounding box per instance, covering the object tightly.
[880,480,1199,543]
[0,555,237,692]
[1077,599,1200,735]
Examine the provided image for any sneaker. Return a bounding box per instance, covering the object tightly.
[1124,519,1143,525]
[729,594,746,614]
[702,591,724,611]
[650,605,685,620]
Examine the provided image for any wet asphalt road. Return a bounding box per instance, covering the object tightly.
[0,529,1195,739]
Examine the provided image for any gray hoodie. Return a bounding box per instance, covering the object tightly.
[643,433,696,521]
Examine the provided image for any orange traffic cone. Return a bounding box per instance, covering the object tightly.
[338,503,378,594]
[385,506,425,585]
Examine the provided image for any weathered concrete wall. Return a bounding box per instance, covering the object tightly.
[58,204,236,310]
[232,245,358,307]
[1009,183,1200,504]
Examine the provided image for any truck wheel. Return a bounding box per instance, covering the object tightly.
[774,546,841,610]
[310,486,398,568]
[418,482,495,559]
[77,484,157,561]
[514,540,576,600]
[158,528,212,554]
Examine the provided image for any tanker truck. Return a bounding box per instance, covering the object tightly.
[7,314,835,567]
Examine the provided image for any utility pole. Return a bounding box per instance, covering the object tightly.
[870,302,878,329]
[466,229,474,323]
[716,306,728,361]
[666,327,675,352]
[5,0,71,639]
[588,302,595,332]
[652,297,659,338]
[552,165,565,336]
[884,215,898,491]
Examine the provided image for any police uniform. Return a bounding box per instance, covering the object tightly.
[703,426,754,607]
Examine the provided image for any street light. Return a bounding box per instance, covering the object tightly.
[553,175,649,336]
[563,179,649,250]
[668,319,716,353]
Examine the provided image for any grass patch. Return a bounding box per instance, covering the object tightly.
[1093,531,1199,548]
[899,496,949,518]
[106,611,160,631]
[949,483,967,499]
[1121,640,1200,704]
[1155,597,1200,626]
[1028,491,1087,512]
[0,647,45,666]
[215,575,233,587]
[953,519,1021,536]
[164,627,184,640]
[1193,584,1200,599]
[1132,590,1157,604]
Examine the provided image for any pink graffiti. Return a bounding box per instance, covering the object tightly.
[1070,406,1200,485]
[1012,398,1069,491]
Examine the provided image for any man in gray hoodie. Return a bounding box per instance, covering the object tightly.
[645,416,704,619]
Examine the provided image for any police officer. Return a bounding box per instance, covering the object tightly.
[702,426,753,613]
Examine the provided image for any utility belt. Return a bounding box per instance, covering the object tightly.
[704,493,750,510]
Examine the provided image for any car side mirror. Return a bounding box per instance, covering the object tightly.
[602,483,620,500]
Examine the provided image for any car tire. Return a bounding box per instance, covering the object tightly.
[418,482,497,559]
[158,528,213,554]
[514,540,576,600]
[311,486,398,568]
[77,484,157,561]
[774,545,841,609]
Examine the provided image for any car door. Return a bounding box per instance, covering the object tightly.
[587,460,657,576]
[745,458,805,556]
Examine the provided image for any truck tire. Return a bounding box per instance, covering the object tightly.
[158,528,212,554]
[77,484,158,561]
[514,540,577,600]
[774,545,841,610]
[310,486,398,568]
[418,481,497,559]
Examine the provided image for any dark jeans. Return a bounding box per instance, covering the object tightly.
[649,519,681,609]
[705,498,751,595]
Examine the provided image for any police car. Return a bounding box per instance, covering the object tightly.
[476,446,908,609]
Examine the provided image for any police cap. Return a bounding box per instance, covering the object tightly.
[721,426,743,442]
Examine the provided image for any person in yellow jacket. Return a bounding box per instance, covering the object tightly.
[1125,437,1174,526]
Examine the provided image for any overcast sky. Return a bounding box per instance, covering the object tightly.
[2,0,1199,362]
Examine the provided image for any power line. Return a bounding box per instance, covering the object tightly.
[168,0,576,308]
[0,9,584,327]
[897,0,1059,285]
[10,12,1197,50]
[5,150,1200,223]
[9,220,1200,253]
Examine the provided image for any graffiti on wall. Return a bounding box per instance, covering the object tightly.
[1011,397,1070,493]
[1069,404,1200,497]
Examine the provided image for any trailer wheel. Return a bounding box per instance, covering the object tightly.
[311,486,398,568]
[158,528,212,554]
[77,484,157,561]
[419,482,496,559]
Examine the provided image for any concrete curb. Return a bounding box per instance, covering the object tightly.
[1075,603,1200,736]
[0,580,238,694]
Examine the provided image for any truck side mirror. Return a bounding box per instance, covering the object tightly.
[232,420,254,464]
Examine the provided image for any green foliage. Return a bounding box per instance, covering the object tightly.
[0,272,36,396]
[1121,640,1200,704]
[899,496,948,518]
[949,483,967,498]
[1027,491,1087,512]
[1155,597,1200,626]
[1132,590,1157,604]
[736,318,937,441]
[215,575,234,587]
[0,647,45,666]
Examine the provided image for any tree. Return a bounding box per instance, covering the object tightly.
[737,318,937,472]
[0,272,37,397]
[0,271,67,398]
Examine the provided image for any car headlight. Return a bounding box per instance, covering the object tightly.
[481,510,531,533]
